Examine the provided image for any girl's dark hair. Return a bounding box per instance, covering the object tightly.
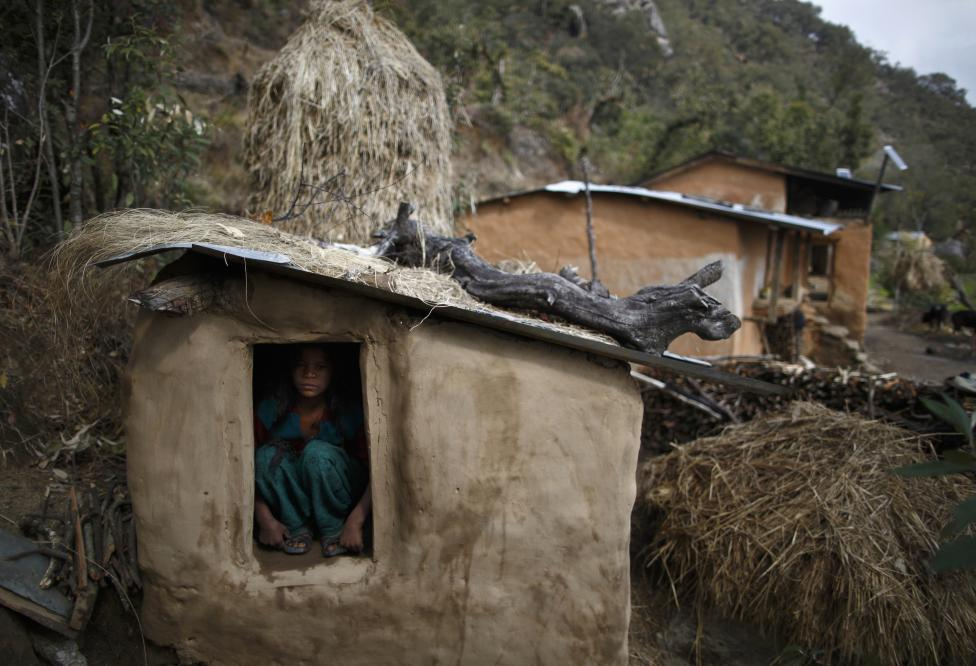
[262,343,362,429]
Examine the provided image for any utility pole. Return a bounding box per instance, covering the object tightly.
[868,145,908,218]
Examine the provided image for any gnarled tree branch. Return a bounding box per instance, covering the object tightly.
[376,203,741,355]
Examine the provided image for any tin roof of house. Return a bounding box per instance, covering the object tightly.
[640,150,904,193]
[545,181,842,235]
[475,180,842,236]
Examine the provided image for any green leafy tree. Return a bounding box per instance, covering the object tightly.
[0,0,210,257]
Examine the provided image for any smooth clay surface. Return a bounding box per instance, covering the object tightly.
[124,269,642,665]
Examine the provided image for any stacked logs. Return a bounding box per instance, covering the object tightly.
[18,482,140,631]
[640,360,971,456]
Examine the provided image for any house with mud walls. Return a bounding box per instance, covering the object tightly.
[95,225,768,666]
[460,151,901,361]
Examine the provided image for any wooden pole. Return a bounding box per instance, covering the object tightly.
[767,228,784,323]
[791,232,804,299]
[68,486,87,591]
[762,228,774,292]
[579,155,600,288]
[868,153,889,218]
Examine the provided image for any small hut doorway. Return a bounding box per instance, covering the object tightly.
[251,342,371,571]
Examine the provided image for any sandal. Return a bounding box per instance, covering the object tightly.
[282,529,312,555]
[321,535,348,558]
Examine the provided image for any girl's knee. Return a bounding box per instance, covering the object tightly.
[254,445,280,481]
[300,439,345,470]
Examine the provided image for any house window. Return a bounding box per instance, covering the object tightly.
[250,342,372,570]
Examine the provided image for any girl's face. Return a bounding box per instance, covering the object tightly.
[292,347,332,400]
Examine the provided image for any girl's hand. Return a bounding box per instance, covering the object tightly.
[258,517,289,547]
[339,519,364,553]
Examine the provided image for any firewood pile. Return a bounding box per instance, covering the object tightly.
[639,359,972,455]
[17,478,140,631]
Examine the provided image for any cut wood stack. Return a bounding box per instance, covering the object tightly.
[12,480,141,635]
[639,359,970,455]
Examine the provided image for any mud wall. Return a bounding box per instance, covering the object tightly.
[644,159,787,212]
[461,193,767,356]
[824,220,872,341]
[124,271,642,665]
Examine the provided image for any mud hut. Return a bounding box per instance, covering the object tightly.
[243,0,453,244]
[54,209,713,665]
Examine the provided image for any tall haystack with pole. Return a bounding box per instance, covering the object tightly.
[243,0,453,243]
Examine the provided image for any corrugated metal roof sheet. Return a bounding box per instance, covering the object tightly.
[544,181,842,235]
[639,149,903,193]
[98,243,785,394]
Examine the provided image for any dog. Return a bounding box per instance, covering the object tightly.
[952,309,976,333]
[951,309,976,354]
[922,304,948,331]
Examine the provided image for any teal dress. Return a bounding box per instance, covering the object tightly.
[254,397,368,539]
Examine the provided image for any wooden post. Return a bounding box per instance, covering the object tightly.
[791,232,804,299]
[762,229,774,292]
[767,228,784,323]
[579,155,600,288]
[827,241,837,305]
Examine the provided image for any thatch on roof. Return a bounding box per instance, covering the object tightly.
[52,209,615,346]
[635,402,976,665]
[242,0,453,244]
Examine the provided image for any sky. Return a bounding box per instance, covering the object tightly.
[813,0,976,105]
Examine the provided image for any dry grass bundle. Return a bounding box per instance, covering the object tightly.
[243,0,453,244]
[52,209,390,284]
[51,209,616,345]
[899,248,947,293]
[636,402,976,665]
[0,255,140,461]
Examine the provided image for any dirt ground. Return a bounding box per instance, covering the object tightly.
[863,311,976,385]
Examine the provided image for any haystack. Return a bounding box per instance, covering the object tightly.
[243,0,453,244]
[636,402,976,665]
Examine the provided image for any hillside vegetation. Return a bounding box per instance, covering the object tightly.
[380,0,976,269]
[2,0,973,265]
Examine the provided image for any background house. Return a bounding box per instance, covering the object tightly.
[461,151,900,359]
[644,151,901,342]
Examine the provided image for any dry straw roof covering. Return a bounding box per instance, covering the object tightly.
[637,402,976,665]
[243,0,453,245]
[55,210,781,392]
[56,209,575,331]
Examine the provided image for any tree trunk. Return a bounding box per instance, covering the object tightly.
[376,203,741,355]
[35,0,64,236]
[66,0,93,229]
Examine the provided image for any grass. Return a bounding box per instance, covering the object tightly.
[242,0,454,244]
[636,402,976,664]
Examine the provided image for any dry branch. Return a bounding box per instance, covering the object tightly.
[376,203,741,354]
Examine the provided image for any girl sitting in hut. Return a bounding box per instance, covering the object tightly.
[253,345,370,557]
